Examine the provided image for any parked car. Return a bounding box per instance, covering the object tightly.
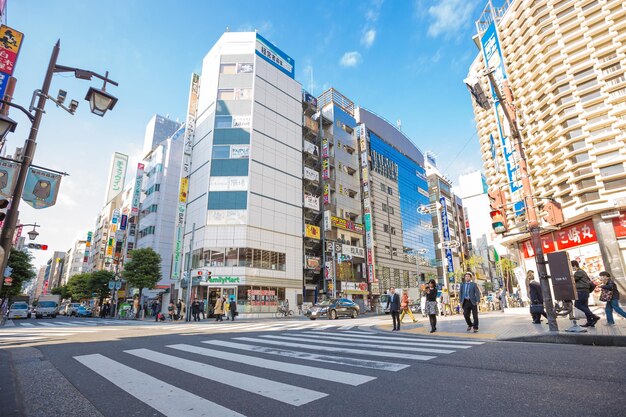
[7,302,29,319]
[305,298,359,320]
[76,306,92,318]
[65,303,82,317]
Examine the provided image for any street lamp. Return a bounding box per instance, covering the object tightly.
[15,223,40,241]
[0,40,119,294]
[0,113,17,140]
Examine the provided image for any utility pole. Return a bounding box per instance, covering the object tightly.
[486,71,558,331]
[184,223,196,322]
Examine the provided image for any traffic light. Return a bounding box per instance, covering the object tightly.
[0,198,9,222]
[490,210,507,234]
[27,243,48,250]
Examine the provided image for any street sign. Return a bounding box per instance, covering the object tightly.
[115,281,122,290]
[108,280,115,290]
[4,276,12,285]
[325,241,341,253]
[4,266,12,277]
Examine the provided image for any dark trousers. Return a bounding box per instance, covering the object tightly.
[230,311,236,321]
[531,310,548,323]
[391,310,400,329]
[429,314,437,330]
[462,299,479,329]
[215,314,223,321]
[192,312,199,321]
[574,290,595,322]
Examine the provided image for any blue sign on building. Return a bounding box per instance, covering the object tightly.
[440,196,454,274]
[255,33,295,79]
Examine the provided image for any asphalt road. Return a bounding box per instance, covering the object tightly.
[2,318,626,417]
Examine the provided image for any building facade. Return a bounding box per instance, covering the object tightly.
[137,117,184,284]
[182,32,303,314]
[61,237,88,286]
[468,0,626,292]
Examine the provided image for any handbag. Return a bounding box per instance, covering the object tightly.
[530,303,544,314]
[589,280,597,292]
[234,311,239,316]
[599,289,613,302]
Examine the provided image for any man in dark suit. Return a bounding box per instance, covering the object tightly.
[459,272,481,332]
[386,287,401,331]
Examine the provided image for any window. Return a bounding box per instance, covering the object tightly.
[570,153,589,164]
[210,159,249,176]
[217,89,235,100]
[210,250,225,267]
[568,140,587,152]
[212,146,231,159]
[220,64,236,74]
[382,203,388,213]
[390,227,396,235]
[207,191,247,210]
[388,206,394,215]
[580,90,602,103]
[597,150,620,164]
[225,248,239,267]
[392,247,398,256]
[604,178,626,191]
[579,191,600,203]
[380,183,386,192]
[215,115,233,129]
[575,178,597,189]
[383,224,390,233]
[213,128,251,145]
[600,163,624,177]
[384,246,391,254]
[387,187,393,195]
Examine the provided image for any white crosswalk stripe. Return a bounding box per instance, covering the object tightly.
[73,330,484,416]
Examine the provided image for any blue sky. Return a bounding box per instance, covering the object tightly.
[9,0,486,267]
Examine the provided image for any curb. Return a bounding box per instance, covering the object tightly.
[501,333,626,347]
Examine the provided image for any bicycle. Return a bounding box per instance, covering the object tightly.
[274,307,294,318]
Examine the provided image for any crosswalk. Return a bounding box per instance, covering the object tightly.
[74,330,485,416]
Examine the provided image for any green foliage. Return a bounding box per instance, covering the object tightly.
[463,255,485,279]
[51,285,72,300]
[89,270,113,302]
[65,273,92,301]
[123,248,162,298]
[1,249,36,299]
[497,258,517,292]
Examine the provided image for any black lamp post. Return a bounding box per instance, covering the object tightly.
[0,40,118,294]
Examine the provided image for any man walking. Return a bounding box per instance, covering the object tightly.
[459,272,481,332]
[191,299,201,322]
[386,287,401,331]
[572,260,600,327]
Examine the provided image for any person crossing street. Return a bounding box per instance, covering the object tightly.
[399,289,417,323]
[386,287,401,331]
[459,272,481,333]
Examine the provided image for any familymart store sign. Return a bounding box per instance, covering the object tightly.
[199,276,241,286]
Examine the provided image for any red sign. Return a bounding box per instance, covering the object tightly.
[0,25,24,76]
[556,220,597,250]
[520,234,557,259]
[3,276,12,284]
[612,211,626,239]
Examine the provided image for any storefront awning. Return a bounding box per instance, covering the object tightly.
[345,289,369,295]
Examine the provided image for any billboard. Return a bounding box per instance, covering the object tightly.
[0,159,18,198]
[303,193,319,211]
[255,33,295,79]
[131,163,144,216]
[172,73,200,280]
[303,141,319,156]
[480,21,521,195]
[105,152,128,204]
[331,216,364,234]
[22,167,62,209]
[303,167,319,182]
[0,25,24,76]
[305,224,320,240]
[439,197,454,274]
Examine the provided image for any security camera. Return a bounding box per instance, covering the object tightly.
[57,89,67,105]
[69,99,79,114]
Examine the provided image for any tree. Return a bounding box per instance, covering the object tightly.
[89,270,113,305]
[123,248,162,304]
[496,258,517,292]
[1,249,36,299]
[463,254,485,279]
[66,273,92,301]
[51,285,72,301]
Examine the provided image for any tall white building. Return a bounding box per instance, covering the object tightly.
[182,32,303,314]
[137,119,184,284]
[142,114,182,157]
[61,237,89,285]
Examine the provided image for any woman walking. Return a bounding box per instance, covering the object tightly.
[399,289,417,323]
[599,271,626,325]
[214,296,224,322]
[224,295,231,320]
[424,279,439,333]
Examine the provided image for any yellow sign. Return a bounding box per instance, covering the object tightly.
[179,177,189,203]
[331,216,364,234]
[0,25,23,53]
[305,224,320,240]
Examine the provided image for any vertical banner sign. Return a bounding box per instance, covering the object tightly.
[84,231,92,264]
[439,197,454,274]
[22,167,62,209]
[0,159,19,198]
[131,163,144,216]
[0,25,24,100]
[480,21,521,195]
[359,124,376,288]
[172,73,200,280]
[105,152,128,204]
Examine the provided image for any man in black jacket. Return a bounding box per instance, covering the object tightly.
[386,287,401,331]
[572,260,600,327]
[527,271,548,324]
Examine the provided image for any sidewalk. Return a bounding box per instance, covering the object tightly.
[373,309,626,346]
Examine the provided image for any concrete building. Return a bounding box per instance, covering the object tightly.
[182,32,303,314]
[142,114,182,157]
[61,237,88,286]
[42,251,65,292]
[33,265,46,301]
[137,119,184,285]
[467,0,626,292]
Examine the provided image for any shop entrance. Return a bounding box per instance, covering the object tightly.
[207,287,237,316]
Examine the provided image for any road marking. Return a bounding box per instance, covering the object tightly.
[262,334,456,355]
[340,331,485,345]
[338,325,355,330]
[125,348,327,406]
[300,332,474,349]
[0,336,45,342]
[235,337,435,361]
[168,343,374,386]
[202,340,408,371]
[314,324,338,330]
[18,323,34,327]
[37,322,59,327]
[74,354,243,417]
[52,321,80,326]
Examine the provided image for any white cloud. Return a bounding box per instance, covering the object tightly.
[426,0,478,38]
[340,51,362,67]
[361,29,376,48]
